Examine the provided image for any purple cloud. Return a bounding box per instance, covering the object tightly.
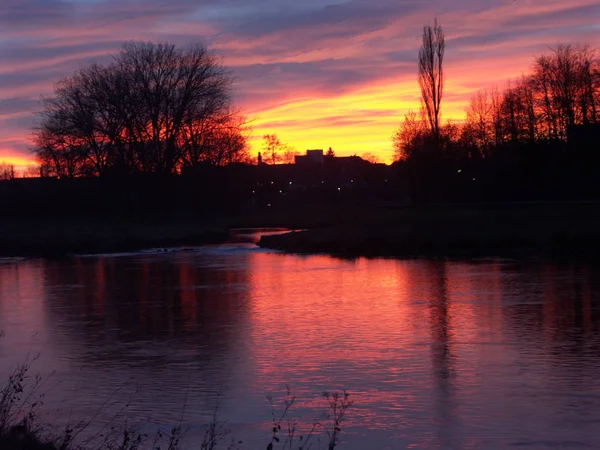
[0,0,598,163]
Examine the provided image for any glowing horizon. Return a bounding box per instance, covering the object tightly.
[1,0,598,167]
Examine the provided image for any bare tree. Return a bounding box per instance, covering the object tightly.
[33,41,245,177]
[180,111,250,167]
[418,18,445,141]
[392,110,428,161]
[282,146,299,164]
[261,134,286,164]
[392,40,599,172]
[531,44,599,140]
[464,90,493,154]
[361,152,381,164]
[22,165,41,178]
[489,86,505,146]
[0,163,15,180]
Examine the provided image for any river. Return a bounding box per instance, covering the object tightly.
[1,231,599,449]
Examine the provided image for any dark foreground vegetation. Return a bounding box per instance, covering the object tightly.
[0,353,352,450]
[258,201,600,259]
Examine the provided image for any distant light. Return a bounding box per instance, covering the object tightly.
[458,169,462,173]
[321,181,324,184]
[337,187,341,191]
[279,190,283,193]
[472,177,476,181]
[351,179,354,183]
[267,203,271,207]
[289,181,292,185]
[384,179,388,182]
[271,181,274,184]
[252,190,255,194]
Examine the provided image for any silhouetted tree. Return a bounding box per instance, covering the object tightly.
[531,45,599,140]
[282,146,300,164]
[22,165,41,178]
[418,18,445,142]
[34,41,247,177]
[261,134,286,164]
[326,147,335,157]
[361,152,381,164]
[392,39,600,203]
[0,163,15,180]
[464,90,494,155]
[392,110,428,161]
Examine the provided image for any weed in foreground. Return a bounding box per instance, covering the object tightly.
[0,334,351,450]
[265,387,353,450]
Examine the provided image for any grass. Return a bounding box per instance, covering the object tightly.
[258,201,600,259]
[0,352,352,450]
[265,387,352,450]
[0,217,229,258]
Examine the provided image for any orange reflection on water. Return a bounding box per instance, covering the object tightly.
[2,247,600,448]
[244,252,525,435]
[247,255,414,366]
[246,254,509,372]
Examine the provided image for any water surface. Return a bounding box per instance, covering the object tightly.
[1,236,600,449]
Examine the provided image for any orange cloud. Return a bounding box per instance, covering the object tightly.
[0,0,598,166]
[0,150,38,172]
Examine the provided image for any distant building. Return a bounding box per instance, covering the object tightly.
[295,149,325,165]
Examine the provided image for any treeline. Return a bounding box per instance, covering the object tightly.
[393,43,600,202]
[0,165,257,219]
[34,42,250,178]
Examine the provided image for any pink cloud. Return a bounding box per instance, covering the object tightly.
[0,0,598,165]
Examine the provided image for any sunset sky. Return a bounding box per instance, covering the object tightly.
[0,0,598,167]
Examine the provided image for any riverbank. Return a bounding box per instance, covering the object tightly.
[0,202,339,258]
[258,202,600,259]
[0,217,229,258]
[4,201,600,259]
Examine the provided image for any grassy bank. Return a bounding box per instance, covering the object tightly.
[0,217,229,258]
[258,202,600,259]
[0,202,347,258]
[5,201,600,259]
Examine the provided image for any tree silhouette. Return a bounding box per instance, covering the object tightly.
[0,163,15,180]
[463,90,494,154]
[361,152,381,164]
[282,146,300,164]
[393,110,428,161]
[34,41,247,177]
[262,134,286,164]
[418,18,445,142]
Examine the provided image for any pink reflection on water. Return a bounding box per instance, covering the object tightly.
[0,248,600,448]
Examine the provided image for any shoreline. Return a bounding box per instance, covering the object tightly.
[4,201,600,260]
[257,202,600,260]
[258,227,600,260]
[0,217,230,258]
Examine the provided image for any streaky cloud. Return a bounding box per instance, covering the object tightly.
[0,0,598,164]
